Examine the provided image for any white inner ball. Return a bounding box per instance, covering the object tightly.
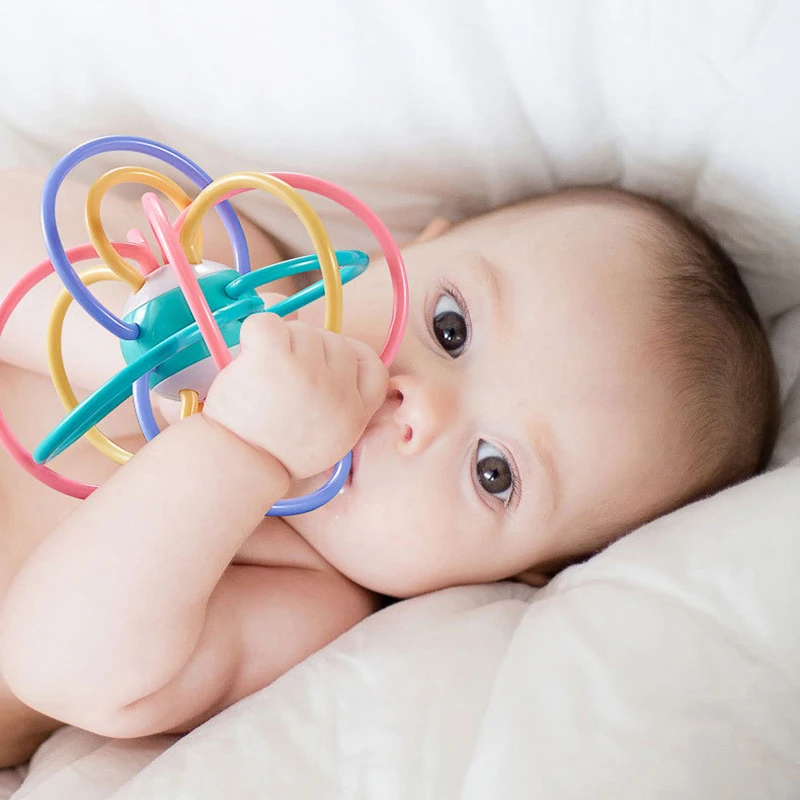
[123,260,237,401]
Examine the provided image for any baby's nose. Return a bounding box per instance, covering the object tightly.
[388,374,453,452]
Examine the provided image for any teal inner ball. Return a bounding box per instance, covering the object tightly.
[119,268,259,389]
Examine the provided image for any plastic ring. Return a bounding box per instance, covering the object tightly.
[41,135,251,339]
[225,249,368,298]
[132,373,160,441]
[266,450,351,517]
[272,173,408,365]
[47,265,134,465]
[128,252,368,444]
[0,241,157,498]
[142,192,231,370]
[208,175,408,365]
[180,172,343,333]
[34,296,264,464]
[179,389,201,419]
[85,166,205,289]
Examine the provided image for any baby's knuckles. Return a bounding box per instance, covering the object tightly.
[238,311,292,356]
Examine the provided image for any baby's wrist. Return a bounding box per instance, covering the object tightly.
[193,412,292,494]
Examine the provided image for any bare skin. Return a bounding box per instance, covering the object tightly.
[0,169,347,765]
[0,178,698,767]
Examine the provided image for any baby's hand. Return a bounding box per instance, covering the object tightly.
[203,313,389,479]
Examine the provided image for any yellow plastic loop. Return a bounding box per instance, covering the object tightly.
[85,167,205,291]
[47,266,134,465]
[180,172,343,333]
[179,389,201,419]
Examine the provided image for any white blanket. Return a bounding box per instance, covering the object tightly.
[1,0,799,797]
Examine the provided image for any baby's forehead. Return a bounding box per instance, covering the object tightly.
[479,187,660,236]
[448,189,667,285]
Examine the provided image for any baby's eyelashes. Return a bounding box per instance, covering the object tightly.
[431,288,469,357]
[475,440,517,506]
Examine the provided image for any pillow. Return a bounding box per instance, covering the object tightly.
[109,463,800,799]
[0,0,798,321]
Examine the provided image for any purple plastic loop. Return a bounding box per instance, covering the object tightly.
[41,135,251,340]
[132,373,160,441]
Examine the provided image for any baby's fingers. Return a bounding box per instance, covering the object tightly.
[348,339,389,413]
[238,311,290,355]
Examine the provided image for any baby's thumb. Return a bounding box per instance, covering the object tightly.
[350,339,389,413]
[258,292,299,321]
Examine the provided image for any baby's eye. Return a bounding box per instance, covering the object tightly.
[475,440,516,505]
[432,292,469,358]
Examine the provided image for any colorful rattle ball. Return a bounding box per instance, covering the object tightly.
[0,136,409,516]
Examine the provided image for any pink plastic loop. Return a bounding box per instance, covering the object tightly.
[209,175,408,366]
[0,241,155,499]
[273,174,408,365]
[126,229,160,275]
[141,192,232,371]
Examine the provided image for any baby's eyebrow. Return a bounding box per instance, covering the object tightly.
[469,255,562,518]
[469,255,560,515]
[473,255,507,331]
[526,421,561,520]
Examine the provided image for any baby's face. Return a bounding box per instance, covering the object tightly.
[292,194,693,596]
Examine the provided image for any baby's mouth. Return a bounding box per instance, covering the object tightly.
[345,443,361,488]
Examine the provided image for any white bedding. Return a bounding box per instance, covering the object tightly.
[1,0,799,797]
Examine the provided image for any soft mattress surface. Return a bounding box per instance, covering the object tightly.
[0,1,798,797]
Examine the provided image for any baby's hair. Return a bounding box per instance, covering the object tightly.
[541,187,778,580]
[454,186,780,506]
[538,186,780,505]
[630,192,780,500]
[445,188,780,584]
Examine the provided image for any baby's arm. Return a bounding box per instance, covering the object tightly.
[0,313,387,737]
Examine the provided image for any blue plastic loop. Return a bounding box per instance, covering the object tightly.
[37,251,370,516]
[41,135,251,340]
[132,372,160,441]
[267,450,351,516]
[129,250,369,442]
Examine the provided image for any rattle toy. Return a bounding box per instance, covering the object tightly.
[0,136,409,515]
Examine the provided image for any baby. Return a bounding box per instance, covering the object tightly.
[0,177,779,767]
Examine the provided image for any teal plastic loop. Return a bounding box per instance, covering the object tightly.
[34,296,263,464]
[123,251,369,388]
[35,250,370,465]
[120,269,256,389]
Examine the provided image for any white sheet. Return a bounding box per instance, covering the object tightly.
[1,0,799,797]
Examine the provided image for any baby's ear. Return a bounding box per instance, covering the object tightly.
[408,217,452,246]
[512,568,551,588]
